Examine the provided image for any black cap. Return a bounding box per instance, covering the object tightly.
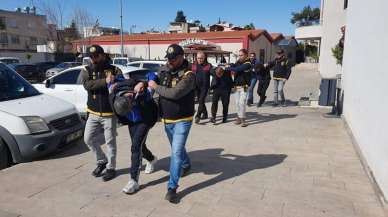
[165,44,184,60]
[113,93,133,116]
[88,45,104,55]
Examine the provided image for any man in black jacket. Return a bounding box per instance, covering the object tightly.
[210,67,233,124]
[256,62,271,107]
[148,44,196,203]
[226,49,252,127]
[192,51,212,124]
[267,49,290,107]
[82,45,121,181]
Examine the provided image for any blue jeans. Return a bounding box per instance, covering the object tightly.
[164,121,192,190]
[247,77,257,103]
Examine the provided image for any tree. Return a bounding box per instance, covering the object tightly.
[175,10,186,23]
[36,0,67,29]
[243,23,255,30]
[291,6,320,27]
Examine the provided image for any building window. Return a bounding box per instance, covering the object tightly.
[259,49,265,63]
[8,18,17,28]
[344,0,348,9]
[0,17,6,30]
[27,21,35,28]
[11,35,20,44]
[30,37,38,45]
[0,33,8,45]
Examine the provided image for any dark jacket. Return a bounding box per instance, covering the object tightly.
[155,59,196,122]
[227,59,252,87]
[269,55,290,80]
[250,58,260,78]
[256,63,271,81]
[81,60,122,116]
[109,79,158,127]
[192,63,212,90]
[210,68,233,92]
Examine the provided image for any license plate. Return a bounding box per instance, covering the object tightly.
[66,130,83,143]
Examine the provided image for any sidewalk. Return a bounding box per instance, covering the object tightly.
[0,64,386,217]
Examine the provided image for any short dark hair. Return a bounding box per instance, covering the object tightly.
[239,49,248,55]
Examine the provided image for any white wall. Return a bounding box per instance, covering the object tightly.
[100,42,243,63]
[319,0,347,78]
[342,0,388,200]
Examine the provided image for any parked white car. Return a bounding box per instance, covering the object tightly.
[0,63,83,169]
[127,60,166,71]
[33,65,154,117]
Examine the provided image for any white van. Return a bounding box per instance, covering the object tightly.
[0,63,84,169]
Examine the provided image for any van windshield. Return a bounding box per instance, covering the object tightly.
[0,64,41,102]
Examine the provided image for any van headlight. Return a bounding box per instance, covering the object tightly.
[21,116,50,134]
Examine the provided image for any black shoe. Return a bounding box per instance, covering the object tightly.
[194,116,200,124]
[201,113,208,120]
[92,162,107,177]
[181,165,191,177]
[210,117,216,124]
[247,101,253,106]
[165,188,179,203]
[102,169,116,182]
[222,117,227,123]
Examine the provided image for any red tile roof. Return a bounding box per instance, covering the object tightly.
[270,33,285,42]
[73,29,273,43]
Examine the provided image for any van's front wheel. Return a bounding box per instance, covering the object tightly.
[0,139,11,170]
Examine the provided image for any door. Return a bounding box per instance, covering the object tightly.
[49,69,82,109]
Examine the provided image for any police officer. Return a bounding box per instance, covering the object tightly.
[82,45,121,181]
[226,49,252,127]
[192,51,212,124]
[247,52,259,106]
[148,44,195,203]
[267,49,290,107]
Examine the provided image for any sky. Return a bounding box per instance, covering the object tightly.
[1,0,320,35]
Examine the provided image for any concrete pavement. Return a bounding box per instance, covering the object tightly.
[0,64,386,217]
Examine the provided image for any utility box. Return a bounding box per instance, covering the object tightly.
[319,79,337,106]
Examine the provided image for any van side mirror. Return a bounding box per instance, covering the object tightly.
[45,79,51,88]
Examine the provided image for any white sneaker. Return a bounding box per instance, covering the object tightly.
[122,179,139,194]
[144,157,157,174]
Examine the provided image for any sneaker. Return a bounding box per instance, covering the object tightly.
[210,117,216,124]
[165,188,179,203]
[234,117,242,125]
[181,165,191,177]
[122,178,140,194]
[92,162,107,177]
[222,117,227,123]
[144,156,158,174]
[194,116,200,124]
[102,169,116,182]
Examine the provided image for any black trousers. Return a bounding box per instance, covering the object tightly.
[196,87,208,118]
[257,79,271,98]
[128,122,155,181]
[211,89,230,119]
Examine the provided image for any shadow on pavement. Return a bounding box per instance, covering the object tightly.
[199,112,297,126]
[123,148,287,203]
